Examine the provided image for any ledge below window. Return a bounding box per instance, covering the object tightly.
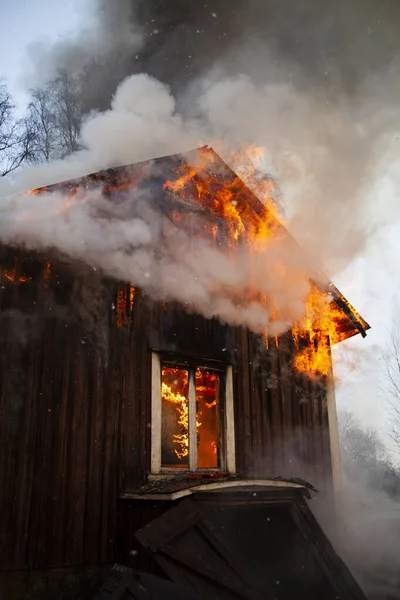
[119,474,316,501]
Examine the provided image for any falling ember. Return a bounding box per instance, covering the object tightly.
[3,268,15,282]
[292,286,342,377]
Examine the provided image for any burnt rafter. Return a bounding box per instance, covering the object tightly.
[326,282,369,338]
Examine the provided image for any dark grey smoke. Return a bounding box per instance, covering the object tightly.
[133,0,400,94]
[31,0,400,111]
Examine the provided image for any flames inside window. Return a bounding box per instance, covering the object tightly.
[196,369,219,468]
[161,367,190,468]
[161,365,220,470]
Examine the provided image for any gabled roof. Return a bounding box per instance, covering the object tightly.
[28,146,370,342]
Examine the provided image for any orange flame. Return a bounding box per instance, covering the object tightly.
[164,147,353,378]
[163,146,280,249]
[129,285,135,314]
[161,367,203,459]
[292,286,343,376]
[161,376,191,459]
[162,367,220,461]
[2,263,32,283]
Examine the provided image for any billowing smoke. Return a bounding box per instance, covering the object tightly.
[24,0,400,103]
[4,0,396,285]
[0,147,313,337]
[3,64,398,281]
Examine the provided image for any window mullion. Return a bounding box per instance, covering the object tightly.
[188,369,197,472]
[151,353,162,474]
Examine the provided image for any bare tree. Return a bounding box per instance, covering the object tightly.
[338,409,400,497]
[25,70,83,164]
[382,327,400,455]
[26,86,58,163]
[0,80,35,177]
[49,69,82,157]
[339,409,385,467]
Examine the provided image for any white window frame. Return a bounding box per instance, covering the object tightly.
[151,352,236,475]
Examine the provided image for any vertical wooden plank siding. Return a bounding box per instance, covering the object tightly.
[0,249,126,570]
[0,247,334,572]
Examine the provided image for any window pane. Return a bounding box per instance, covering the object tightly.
[161,367,189,468]
[196,369,220,469]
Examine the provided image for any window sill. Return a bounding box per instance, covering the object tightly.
[149,468,224,481]
[119,477,310,502]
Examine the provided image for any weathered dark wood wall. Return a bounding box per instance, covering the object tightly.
[0,248,126,571]
[0,246,333,573]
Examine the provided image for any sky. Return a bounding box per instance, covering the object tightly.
[1,0,399,446]
[0,0,91,106]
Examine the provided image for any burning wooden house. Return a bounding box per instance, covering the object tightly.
[0,147,369,599]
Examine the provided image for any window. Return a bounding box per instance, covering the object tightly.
[151,354,236,475]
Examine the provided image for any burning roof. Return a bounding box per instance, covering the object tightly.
[25,145,369,375]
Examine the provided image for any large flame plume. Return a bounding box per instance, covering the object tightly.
[163,146,345,377]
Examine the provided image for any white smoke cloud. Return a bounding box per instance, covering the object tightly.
[0,182,313,336]
[0,69,398,335]
[0,74,198,193]
[3,69,397,272]
[193,71,399,276]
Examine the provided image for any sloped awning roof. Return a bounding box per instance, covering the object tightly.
[131,488,367,600]
[28,146,370,343]
[120,473,318,501]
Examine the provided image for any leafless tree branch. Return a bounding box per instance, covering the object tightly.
[381,326,400,455]
[1,71,84,178]
[0,79,40,176]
